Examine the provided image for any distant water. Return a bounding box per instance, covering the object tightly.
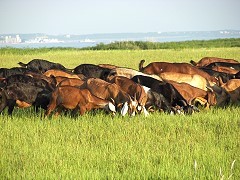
[1,31,240,48]
[0,42,98,49]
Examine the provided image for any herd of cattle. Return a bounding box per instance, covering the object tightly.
[0,57,240,117]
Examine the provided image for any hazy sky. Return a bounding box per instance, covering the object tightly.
[0,0,240,35]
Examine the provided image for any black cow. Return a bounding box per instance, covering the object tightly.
[18,59,68,73]
[0,74,55,91]
[145,89,172,113]
[0,83,51,115]
[0,75,55,115]
[0,67,31,78]
[131,75,196,114]
[73,64,111,80]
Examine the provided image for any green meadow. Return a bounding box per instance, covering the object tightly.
[0,45,240,179]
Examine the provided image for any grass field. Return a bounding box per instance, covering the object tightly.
[0,47,240,179]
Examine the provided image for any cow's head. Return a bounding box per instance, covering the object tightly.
[120,96,138,116]
[206,91,217,106]
[208,85,230,106]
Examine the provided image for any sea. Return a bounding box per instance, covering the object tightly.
[1,30,240,49]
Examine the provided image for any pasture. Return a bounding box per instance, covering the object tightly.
[0,47,240,179]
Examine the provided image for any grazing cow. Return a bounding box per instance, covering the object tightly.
[190,57,239,67]
[0,83,51,115]
[0,74,57,114]
[206,62,240,71]
[142,86,173,113]
[44,69,80,79]
[0,67,31,78]
[199,67,235,83]
[107,67,162,81]
[139,60,218,84]
[45,86,116,117]
[219,78,240,104]
[0,74,54,91]
[73,64,111,80]
[108,76,148,115]
[131,75,195,114]
[58,78,85,87]
[18,59,68,73]
[166,80,217,107]
[159,72,212,91]
[80,78,138,116]
[211,66,239,74]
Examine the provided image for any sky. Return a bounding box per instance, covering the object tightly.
[0,0,240,35]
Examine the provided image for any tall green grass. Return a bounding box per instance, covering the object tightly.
[0,107,239,179]
[0,47,239,179]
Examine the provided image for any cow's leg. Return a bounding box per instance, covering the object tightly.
[0,104,7,114]
[54,107,63,117]
[70,108,79,118]
[7,100,16,115]
[45,103,56,117]
[45,96,57,117]
[79,106,87,115]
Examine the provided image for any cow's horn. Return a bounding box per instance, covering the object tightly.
[206,86,213,92]
[110,98,115,104]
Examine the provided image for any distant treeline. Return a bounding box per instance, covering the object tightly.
[0,38,239,54]
[83,38,240,50]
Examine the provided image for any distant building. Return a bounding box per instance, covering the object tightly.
[0,35,22,44]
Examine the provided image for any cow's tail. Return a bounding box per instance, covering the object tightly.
[190,60,197,66]
[18,62,28,67]
[139,59,145,71]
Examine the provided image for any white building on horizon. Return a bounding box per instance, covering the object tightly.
[2,35,22,44]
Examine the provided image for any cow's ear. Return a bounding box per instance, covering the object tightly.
[121,102,128,116]
[206,86,213,92]
[108,102,116,112]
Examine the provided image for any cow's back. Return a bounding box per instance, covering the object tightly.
[194,57,239,67]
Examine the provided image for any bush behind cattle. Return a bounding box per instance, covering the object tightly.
[0,47,239,179]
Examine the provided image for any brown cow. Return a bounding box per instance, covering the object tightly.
[108,76,148,115]
[190,57,239,67]
[53,76,69,86]
[45,86,116,116]
[159,72,213,91]
[44,69,80,79]
[58,78,85,87]
[212,66,239,75]
[107,67,162,81]
[139,60,218,84]
[80,78,138,116]
[219,78,240,103]
[167,80,217,107]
